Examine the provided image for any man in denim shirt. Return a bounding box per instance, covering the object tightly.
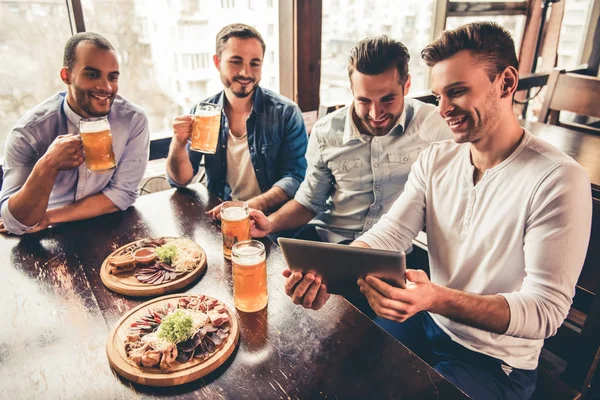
[251,36,451,245]
[167,24,307,215]
[0,33,149,235]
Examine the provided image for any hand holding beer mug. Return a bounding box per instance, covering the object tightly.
[232,240,268,312]
[190,103,221,154]
[221,201,251,259]
[79,117,116,172]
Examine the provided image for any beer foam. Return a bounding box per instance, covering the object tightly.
[222,206,247,221]
[80,119,109,133]
[194,109,220,117]
[232,249,265,266]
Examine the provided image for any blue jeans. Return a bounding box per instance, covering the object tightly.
[376,312,537,400]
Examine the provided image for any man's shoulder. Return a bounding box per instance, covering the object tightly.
[311,106,350,139]
[404,98,453,141]
[13,92,66,131]
[110,95,147,120]
[261,87,299,110]
[522,131,588,178]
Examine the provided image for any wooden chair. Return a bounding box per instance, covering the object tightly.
[539,69,600,135]
[533,196,600,399]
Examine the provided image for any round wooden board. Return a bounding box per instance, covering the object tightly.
[106,294,239,387]
[100,237,207,297]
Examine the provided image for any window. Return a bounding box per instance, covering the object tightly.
[81,0,279,139]
[556,0,595,69]
[320,0,436,106]
[0,1,72,155]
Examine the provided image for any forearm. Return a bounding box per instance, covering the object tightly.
[7,157,59,226]
[431,284,510,334]
[247,186,289,213]
[166,140,194,186]
[269,199,316,233]
[46,193,119,225]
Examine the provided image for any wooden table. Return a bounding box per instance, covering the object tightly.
[0,184,467,399]
[520,120,600,195]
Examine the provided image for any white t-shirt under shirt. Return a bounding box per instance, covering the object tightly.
[226,131,262,201]
[357,129,592,370]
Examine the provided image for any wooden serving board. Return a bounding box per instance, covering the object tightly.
[106,294,239,387]
[100,237,207,297]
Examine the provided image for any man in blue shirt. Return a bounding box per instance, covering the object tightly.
[0,33,149,235]
[166,24,307,216]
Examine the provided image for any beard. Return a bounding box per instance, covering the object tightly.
[356,109,403,136]
[71,86,115,118]
[221,74,259,98]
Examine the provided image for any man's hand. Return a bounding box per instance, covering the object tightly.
[42,135,84,171]
[283,269,330,310]
[249,209,273,238]
[172,115,193,146]
[206,203,223,220]
[358,269,437,323]
[0,219,7,234]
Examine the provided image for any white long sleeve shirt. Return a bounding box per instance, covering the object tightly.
[357,129,592,369]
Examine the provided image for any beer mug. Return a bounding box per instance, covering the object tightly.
[221,200,251,260]
[232,240,268,312]
[79,117,116,172]
[190,102,221,154]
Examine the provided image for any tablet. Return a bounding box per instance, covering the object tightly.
[277,238,406,295]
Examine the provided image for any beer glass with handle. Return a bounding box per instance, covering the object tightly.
[190,102,221,154]
[232,240,268,312]
[79,116,116,172]
[221,200,251,260]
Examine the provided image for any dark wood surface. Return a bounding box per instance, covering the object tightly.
[0,184,467,399]
[520,120,600,194]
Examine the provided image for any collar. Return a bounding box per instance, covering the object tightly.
[343,102,407,145]
[217,85,265,115]
[62,96,84,129]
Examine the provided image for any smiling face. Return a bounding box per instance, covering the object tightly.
[214,37,263,99]
[350,66,410,137]
[60,42,119,118]
[430,50,503,144]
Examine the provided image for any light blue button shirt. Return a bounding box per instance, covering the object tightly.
[294,98,453,243]
[0,91,149,235]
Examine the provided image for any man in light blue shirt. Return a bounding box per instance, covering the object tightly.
[0,32,149,235]
[250,36,452,243]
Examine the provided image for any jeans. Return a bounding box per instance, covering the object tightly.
[376,312,537,400]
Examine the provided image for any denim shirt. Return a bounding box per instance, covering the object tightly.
[294,98,453,243]
[0,92,150,235]
[167,86,308,200]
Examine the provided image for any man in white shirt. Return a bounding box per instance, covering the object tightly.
[280,23,592,399]
[250,36,451,244]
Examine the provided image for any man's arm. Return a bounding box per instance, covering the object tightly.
[246,186,289,213]
[269,105,309,199]
[43,192,118,227]
[249,199,316,237]
[1,132,84,234]
[101,113,149,211]
[166,115,196,186]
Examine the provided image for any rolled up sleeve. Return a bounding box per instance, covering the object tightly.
[272,106,308,198]
[102,113,150,210]
[0,128,40,235]
[500,164,592,340]
[293,125,333,214]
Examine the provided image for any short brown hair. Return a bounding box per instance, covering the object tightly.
[216,23,266,56]
[348,35,410,86]
[421,21,518,82]
[64,32,114,69]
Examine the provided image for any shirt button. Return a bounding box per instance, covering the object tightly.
[403,157,409,162]
[375,185,380,189]
[342,166,347,170]
[373,163,379,168]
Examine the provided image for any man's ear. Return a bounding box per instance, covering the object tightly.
[403,74,412,95]
[500,66,518,98]
[60,68,70,85]
[213,54,220,70]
